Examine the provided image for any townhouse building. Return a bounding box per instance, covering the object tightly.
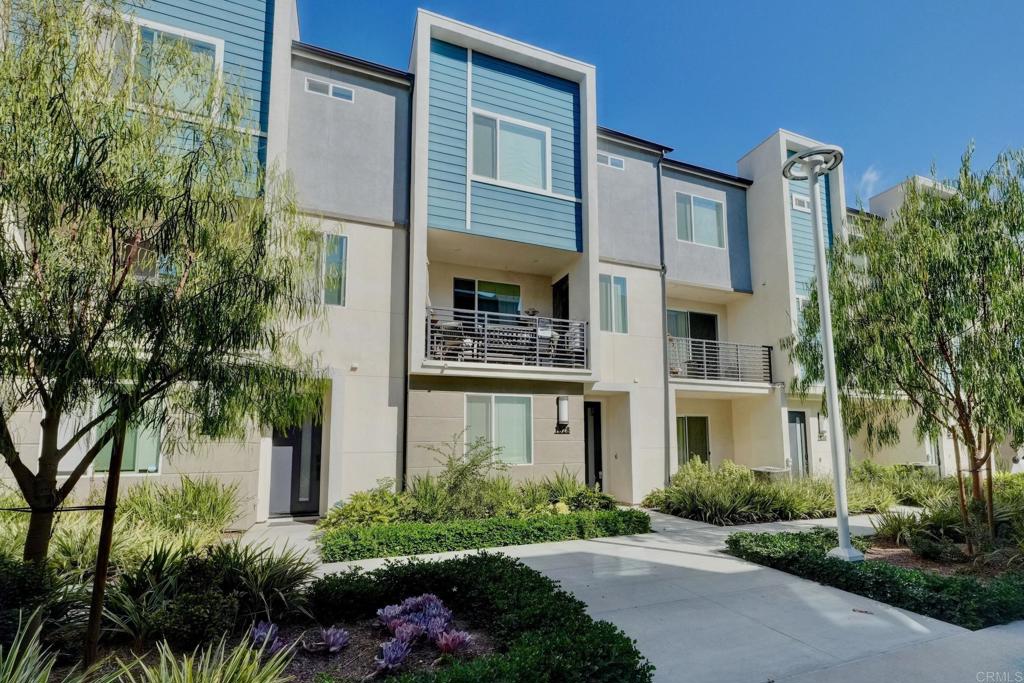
[3,3,969,527]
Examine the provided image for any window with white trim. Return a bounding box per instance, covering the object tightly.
[306,77,354,102]
[597,152,625,170]
[599,274,628,333]
[132,22,222,115]
[54,406,161,476]
[323,234,347,306]
[465,394,533,465]
[792,193,812,213]
[676,193,725,248]
[472,112,550,191]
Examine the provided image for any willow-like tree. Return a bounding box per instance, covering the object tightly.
[786,148,1024,542]
[0,0,326,565]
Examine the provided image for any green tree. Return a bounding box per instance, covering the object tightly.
[0,0,326,565]
[786,148,1024,539]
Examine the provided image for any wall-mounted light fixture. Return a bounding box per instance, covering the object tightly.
[556,396,570,434]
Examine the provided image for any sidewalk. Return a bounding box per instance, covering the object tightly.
[243,512,1022,682]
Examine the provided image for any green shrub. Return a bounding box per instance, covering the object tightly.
[319,509,651,562]
[644,460,892,525]
[872,509,923,546]
[906,531,968,563]
[120,477,240,533]
[725,528,1024,630]
[0,558,55,647]
[316,479,409,530]
[307,553,654,682]
[206,542,315,622]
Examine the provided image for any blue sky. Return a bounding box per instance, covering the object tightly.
[297,0,1023,206]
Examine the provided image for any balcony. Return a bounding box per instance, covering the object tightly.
[667,337,773,384]
[426,307,587,369]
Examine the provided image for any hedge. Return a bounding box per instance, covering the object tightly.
[308,553,655,682]
[725,528,1024,630]
[318,508,651,562]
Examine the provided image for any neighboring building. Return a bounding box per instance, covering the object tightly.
[2,6,970,526]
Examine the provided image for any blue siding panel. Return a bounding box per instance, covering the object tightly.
[470,52,581,199]
[426,40,582,252]
[788,173,834,297]
[470,182,581,251]
[427,39,468,232]
[124,0,272,137]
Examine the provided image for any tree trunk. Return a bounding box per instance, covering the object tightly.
[951,433,974,556]
[22,503,55,565]
[986,451,996,540]
[83,415,127,667]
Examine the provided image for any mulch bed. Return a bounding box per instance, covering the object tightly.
[865,540,1010,581]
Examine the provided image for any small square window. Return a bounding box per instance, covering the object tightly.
[792,194,812,213]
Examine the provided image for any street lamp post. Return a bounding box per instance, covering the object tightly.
[783,147,864,562]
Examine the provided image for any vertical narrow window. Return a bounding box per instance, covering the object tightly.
[472,114,497,179]
[599,275,628,333]
[676,193,693,241]
[465,395,533,465]
[453,278,476,311]
[323,234,347,306]
[667,310,689,338]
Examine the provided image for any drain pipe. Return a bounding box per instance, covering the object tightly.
[655,153,672,486]
[398,74,415,491]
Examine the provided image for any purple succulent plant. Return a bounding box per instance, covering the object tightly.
[376,604,405,625]
[425,616,448,641]
[320,626,351,654]
[393,621,425,643]
[420,602,452,625]
[266,636,287,656]
[374,638,411,671]
[250,621,279,649]
[434,630,472,655]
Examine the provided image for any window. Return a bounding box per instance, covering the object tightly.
[677,416,710,465]
[53,406,161,476]
[676,193,725,248]
[306,77,354,102]
[466,394,533,465]
[792,193,812,213]
[453,278,521,315]
[925,436,942,467]
[94,421,161,474]
[667,310,718,340]
[597,152,625,170]
[133,22,221,115]
[323,234,347,306]
[472,112,550,191]
[599,274,628,333]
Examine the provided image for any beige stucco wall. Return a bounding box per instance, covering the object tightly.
[301,217,407,510]
[405,376,584,484]
[593,261,667,502]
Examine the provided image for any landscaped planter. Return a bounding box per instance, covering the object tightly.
[725,527,1024,630]
[318,508,652,562]
[308,553,655,682]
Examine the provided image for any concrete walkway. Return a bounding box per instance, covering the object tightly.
[243,513,1023,682]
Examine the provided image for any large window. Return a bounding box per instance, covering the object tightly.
[323,234,347,306]
[133,21,222,115]
[466,394,533,465]
[599,274,628,333]
[676,193,725,248]
[667,310,718,340]
[453,278,521,315]
[54,407,161,475]
[472,112,550,192]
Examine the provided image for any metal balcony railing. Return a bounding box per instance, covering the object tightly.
[426,307,588,369]
[667,336,773,383]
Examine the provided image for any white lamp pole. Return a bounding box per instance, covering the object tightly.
[783,147,864,562]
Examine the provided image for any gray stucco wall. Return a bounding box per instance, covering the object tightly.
[288,55,411,225]
[596,138,661,268]
[661,169,752,292]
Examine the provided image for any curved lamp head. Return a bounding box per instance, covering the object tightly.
[782,146,844,180]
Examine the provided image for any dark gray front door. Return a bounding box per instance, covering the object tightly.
[788,411,809,477]
[584,401,603,490]
[270,420,322,517]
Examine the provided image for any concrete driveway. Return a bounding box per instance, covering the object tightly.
[244,512,1023,682]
